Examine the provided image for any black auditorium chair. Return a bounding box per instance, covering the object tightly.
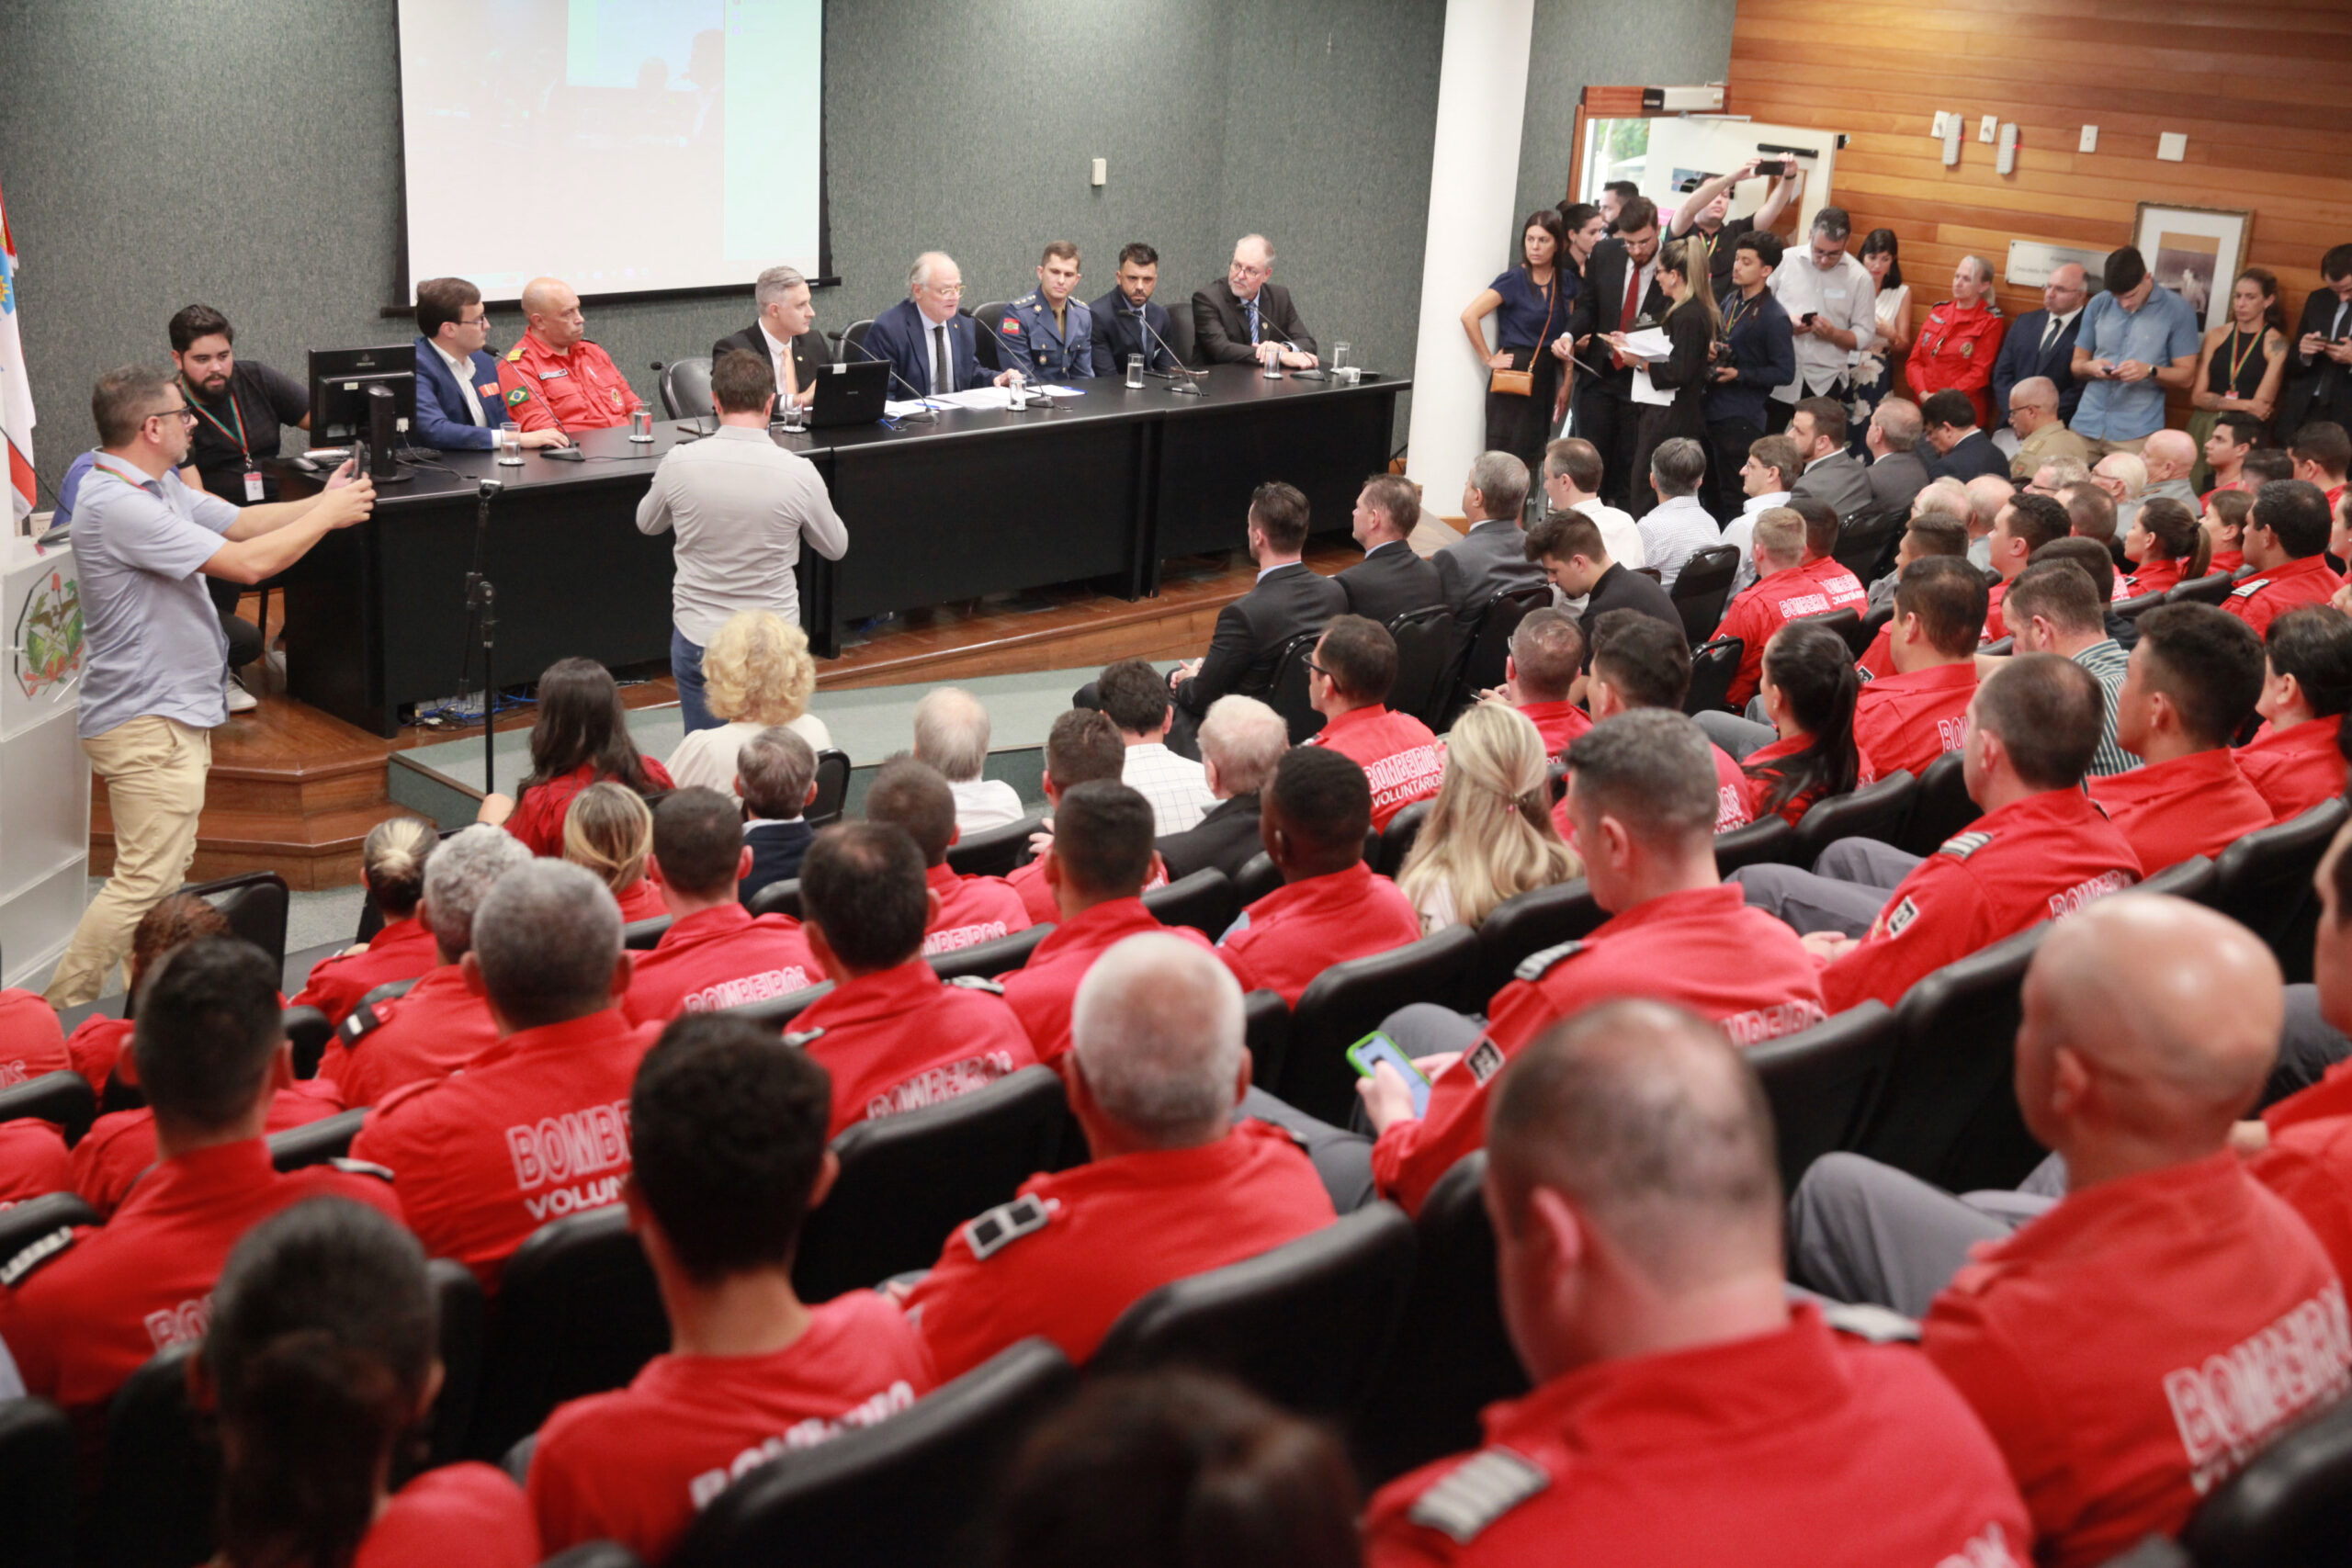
[1856,924,2050,1192]
[1684,637,1742,716]
[2113,585,2169,621]
[282,1005,334,1081]
[541,1544,650,1568]
[671,1338,1077,1568]
[1792,771,1917,865]
[2168,570,2237,607]
[1241,988,1291,1093]
[1445,585,1553,728]
[622,913,673,951]
[1089,1203,1418,1416]
[468,1205,668,1462]
[1232,852,1284,907]
[1855,601,1894,660]
[1371,798,1431,880]
[0,1396,74,1568]
[1264,629,1329,744]
[657,356,713,420]
[1467,879,1606,1007]
[945,813,1043,877]
[969,303,1012,371]
[2211,799,2349,987]
[1833,510,1903,582]
[1893,751,1980,857]
[1142,867,1238,939]
[0,1193,100,1266]
[1281,928,1478,1126]
[266,1107,368,1171]
[2181,1389,2352,1568]
[188,871,290,976]
[926,922,1052,983]
[724,980,832,1031]
[1670,545,1742,645]
[839,320,876,363]
[747,878,801,920]
[1386,605,1459,729]
[808,750,853,828]
[1747,1001,1898,1195]
[425,1258,488,1470]
[793,1066,1069,1303]
[96,1342,214,1568]
[1349,1153,1528,1488]
[2137,853,2217,904]
[1713,815,1796,875]
[1804,605,1868,660]
[0,1070,95,1147]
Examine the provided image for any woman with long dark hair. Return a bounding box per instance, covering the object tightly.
[1853,228,1912,448]
[478,656,675,855]
[1463,209,1574,468]
[1740,621,1871,825]
[1614,236,1721,515]
[2189,268,2290,472]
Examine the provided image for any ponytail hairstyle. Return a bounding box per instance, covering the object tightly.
[208,1199,435,1568]
[561,780,654,897]
[359,817,437,922]
[1658,236,1723,339]
[2135,496,2211,580]
[1746,621,1860,816]
[1395,704,1580,930]
[521,657,656,795]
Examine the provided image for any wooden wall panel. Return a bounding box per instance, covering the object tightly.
[1726,0,2352,378]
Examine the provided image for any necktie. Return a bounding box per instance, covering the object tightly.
[2041,316,2062,356]
[779,343,797,403]
[932,324,949,394]
[1620,264,1641,332]
[1247,298,1261,345]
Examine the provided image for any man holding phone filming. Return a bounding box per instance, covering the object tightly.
[2280,243,2352,439]
[1765,206,1878,434]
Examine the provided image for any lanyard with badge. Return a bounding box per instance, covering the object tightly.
[185,375,265,501]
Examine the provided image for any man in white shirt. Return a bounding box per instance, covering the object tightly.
[1540,436,1643,573]
[710,265,825,411]
[635,350,849,733]
[1765,206,1878,429]
[411,276,568,452]
[1720,432,1800,595]
[1097,658,1216,834]
[914,687,1024,834]
[1634,437,1721,590]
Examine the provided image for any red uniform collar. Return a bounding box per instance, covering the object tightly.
[114,1137,278,1220]
[368,916,434,954]
[1515,700,1585,729]
[1316,705,1395,743]
[470,1006,644,1071]
[1975,786,2109,834]
[2089,746,2246,805]
[1033,897,1161,960]
[653,903,757,949]
[2255,553,2340,587]
[926,863,964,895]
[1037,1120,1281,1201]
[1247,861,1378,917]
[802,958,942,1028]
[1591,883,1747,938]
[1868,659,1976,694]
[403,962,476,1002]
[524,328,580,360]
[1973,1149,2251,1268]
[2242,714,2344,755]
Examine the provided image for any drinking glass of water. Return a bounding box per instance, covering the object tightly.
[496,423,523,466]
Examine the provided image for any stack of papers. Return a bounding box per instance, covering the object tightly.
[884,385,1090,418]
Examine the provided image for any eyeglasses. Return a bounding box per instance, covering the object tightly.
[1304,657,1330,678]
[147,405,198,425]
[926,283,967,297]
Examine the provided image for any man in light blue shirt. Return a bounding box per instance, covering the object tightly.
[1634,436,1723,590]
[2069,246,2201,453]
[45,365,372,1007]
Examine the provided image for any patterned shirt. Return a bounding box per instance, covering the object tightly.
[2071,639,2140,778]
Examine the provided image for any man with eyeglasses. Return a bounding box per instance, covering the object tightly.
[412,276,569,452]
[861,252,1021,403]
[43,367,374,1009]
[1764,206,1878,435]
[2003,376,2090,482]
[495,276,643,433]
[1193,235,1318,371]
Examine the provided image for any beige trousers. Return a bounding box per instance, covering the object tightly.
[44,716,210,1008]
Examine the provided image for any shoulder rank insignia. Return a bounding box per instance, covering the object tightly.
[962,1193,1055,1260]
[1822,1300,1922,1344]
[948,975,1006,996]
[328,1157,396,1182]
[2231,579,2267,598]
[0,1226,77,1289]
[1407,1446,1549,1543]
[504,344,525,362]
[1939,830,1993,860]
[1513,941,1586,984]
[781,1026,827,1049]
[1464,1038,1508,1086]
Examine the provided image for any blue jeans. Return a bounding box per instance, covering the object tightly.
[672,627,718,734]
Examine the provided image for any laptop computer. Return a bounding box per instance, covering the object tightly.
[808,359,891,428]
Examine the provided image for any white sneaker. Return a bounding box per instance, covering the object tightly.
[225,673,259,714]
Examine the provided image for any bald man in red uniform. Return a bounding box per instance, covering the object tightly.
[1850,556,1984,778]
[1306,616,1443,831]
[624,789,825,1022]
[2086,604,2274,873]
[1365,1000,2030,1568]
[2233,604,2352,821]
[495,276,642,434]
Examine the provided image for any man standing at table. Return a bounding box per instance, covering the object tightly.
[413,277,569,453]
[1091,243,1181,374]
[1194,235,1318,371]
[45,367,374,1008]
[863,253,1021,400]
[711,265,828,412]
[496,276,643,434]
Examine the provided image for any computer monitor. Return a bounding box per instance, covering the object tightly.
[310,345,416,444]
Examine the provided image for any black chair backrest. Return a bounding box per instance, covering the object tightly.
[841,319,876,361]
[1141,867,1238,939]
[0,1396,74,1568]
[1747,1001,1898,1195]
[1832,510,1903,581]
[1241,987,1291,1093]
[661,356,714,421]
[467,1204,668,1461]
[1978,635,2015,656]
[747,877,802,919]
[1386,605,1461,730]
[2137,853,2217,904]
[2212,799,2350,987]
[969,302,1012,371]
[0,1070,95,1146]
[2169,570,2237,607]
[1684,636,1743,715]
[283,1004,334,1081]
[424,1258,487,1471]
[1371,797,1431,880]
[266,1107,368,1171]
[0,1191,99,1268]
[1858,925,2050,1191]
[794,1066,1069,1302]
[723,979,833,1030]
[1671,545,1742,643]
[1447,584,1554,727]
[672,1338,1078,1568]
[1802,605,1868,660]
[2182,1385,2352,1568]
[1467,878,1606,1009]
[1281,927,1478,1124]
[808,750,853,828]
[1348,1153,1528,1487]
[944,814,1044,878]
[1792,771,1917,866]
[621,913,673,952]
[541,1543,650,1568]
[1893,751,1981,857]
[1232,852,1284,907]
[927,921,1053,983]
[188,871,290,974]
[1712,814,1797,875]
[2114,586,2169,620]
[1090,1204,1419,1416]
[1856,601,1894,660]
[1265,628,1329,744]
[96,1342,212,1568]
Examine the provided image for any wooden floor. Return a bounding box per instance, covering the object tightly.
[97,540,1363,888]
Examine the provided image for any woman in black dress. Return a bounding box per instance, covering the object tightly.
[2190,267,2290,477]
[1462,209,1573,467]
[1613,236,1722,510]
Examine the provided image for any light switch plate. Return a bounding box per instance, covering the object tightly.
[1091,157,1107,186]
[2157,132,2187,162]
[1931,111,1951,138]
[1979,114,1998,143]
[2079,124,2098,152]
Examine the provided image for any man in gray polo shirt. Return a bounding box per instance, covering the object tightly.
[44,365,373,1007]
[636,346,848,733]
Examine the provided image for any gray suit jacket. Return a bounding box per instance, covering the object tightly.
[1431,520,1548,620]
[1789,451,1874,525]
[1865,448,1931,520]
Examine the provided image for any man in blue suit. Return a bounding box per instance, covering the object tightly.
[412,276,568,451]
[1090,242,1182,374]
[1990,262,2089,424]
[859,253,1019,400]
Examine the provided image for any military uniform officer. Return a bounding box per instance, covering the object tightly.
[495,275,643,434]
[996,242,1096,381]
[1905,256,2009,431]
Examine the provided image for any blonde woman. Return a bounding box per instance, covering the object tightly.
[562,780,668,921]
[1395,704,1581,932]
[291,816,440,1025]
[665,609,832,795]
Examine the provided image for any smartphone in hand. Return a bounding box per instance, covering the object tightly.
[1346,1032,1432,1119]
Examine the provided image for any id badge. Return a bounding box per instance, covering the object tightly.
[243,468,265,502]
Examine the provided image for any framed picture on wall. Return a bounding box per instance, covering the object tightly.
[2133,204,2252,330]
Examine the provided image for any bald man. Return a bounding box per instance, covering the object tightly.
[2003,376,2090,482]
[1364,1001,2030,1567]
[2139,427,2201,509]
[495,276,643,433]
[1788,895,2349,1568]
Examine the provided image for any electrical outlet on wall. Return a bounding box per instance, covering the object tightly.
[1091,157,1107,186]
[2079,125,2098,152]
[1931,111,1951,139]
[1978,114,1997,143]
[2157,132,2187,163]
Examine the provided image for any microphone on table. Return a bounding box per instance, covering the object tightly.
[1127,301,1204,395]
[842,333,937,423]
[971,309,1051,408]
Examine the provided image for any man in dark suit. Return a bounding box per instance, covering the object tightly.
[1919,389,2010,482]
[411,276,568,452]
[1525,510,1686,651]
[1432,450,1548,620]
[1862,396,1932,518]
[859,253,1019,400]
[1565,197,1666,510]
[2280,245,2352,439]
[1990,263,2089,423]
[1166,480,1347,756]
[1157,693,1289,882]
[712,265,830,412]
[1193,235,1318,369]
[1785,397,1874,521]
[1337,473,1445,625]
[737,727,819,907]
[1091,242,1182,375]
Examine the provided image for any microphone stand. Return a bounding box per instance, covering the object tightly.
[974,310,1049,410]
[1134,305,1204,395]
[460,478,503,795]
[843,333,937,423]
